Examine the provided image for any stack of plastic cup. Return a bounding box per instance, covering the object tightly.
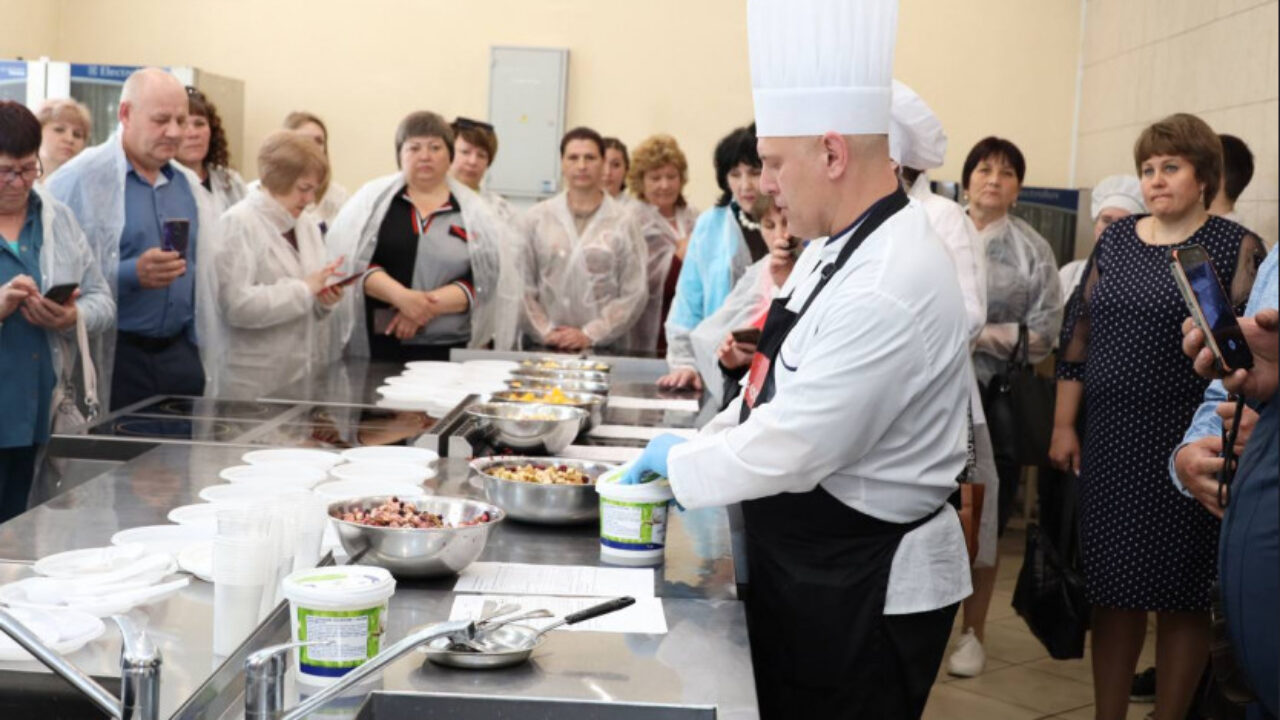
[212,507,274,656]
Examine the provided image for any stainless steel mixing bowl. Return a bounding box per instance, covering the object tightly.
[489,389,604,431]
[470,456,612,524]
[328,495,504,578]
[503,376,611,397]
[464,402,586,454]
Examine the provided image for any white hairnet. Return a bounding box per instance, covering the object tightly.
[889,80,947,171]
[1090,174,1145,221]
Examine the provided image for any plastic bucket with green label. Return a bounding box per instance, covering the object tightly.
[595,467,674,565]
[281,565,396,685]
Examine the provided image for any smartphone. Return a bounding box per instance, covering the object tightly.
[161,218,190,258]
[731,327,763,345]
[326,271,365,289]
[44,282,78,304]
[1170,244,1252,372]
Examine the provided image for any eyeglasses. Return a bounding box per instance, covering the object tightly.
[0,160,42,186]
[454,116,495,133]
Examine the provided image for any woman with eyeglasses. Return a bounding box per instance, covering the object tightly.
[178,87,247,216]
[449,117,518,225]
[0,101,114,523]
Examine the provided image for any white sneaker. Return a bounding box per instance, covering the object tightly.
[947,628,986,677]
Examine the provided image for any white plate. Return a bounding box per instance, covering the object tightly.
[339,446,439,468]
[241,448,343,469]
[219,464,330,489]
[328,461,434,484]
[166,503,226,526]
[111,524,216,558]
[0,607,104,661]
[32,543,148,579]
[461,360,519,373]
[313,479,430,504]
[176,541,214,582]
[198,483,310,503]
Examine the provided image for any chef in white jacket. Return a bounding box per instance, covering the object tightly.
[622,2,972,717]
[204,130,344,400]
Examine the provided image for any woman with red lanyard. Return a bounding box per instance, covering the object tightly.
[622,1,973,717]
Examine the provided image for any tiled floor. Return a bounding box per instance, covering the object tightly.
[922,525,1158,720]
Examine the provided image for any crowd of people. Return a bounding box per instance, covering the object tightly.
[0,52,1274,720]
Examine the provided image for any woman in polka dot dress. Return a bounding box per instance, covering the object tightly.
[1051,114,1267,720]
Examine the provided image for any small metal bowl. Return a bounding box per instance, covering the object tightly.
[518,357,612,374]
[328,495,504,578]
[509,367,610,386]
[421,623,544,669]
[490,390,604,432]
[470,456,611,525]
[464,402,586,454]
[504,377,611,397]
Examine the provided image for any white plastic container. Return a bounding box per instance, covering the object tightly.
[595,467,674,565]
[281,565,396,685]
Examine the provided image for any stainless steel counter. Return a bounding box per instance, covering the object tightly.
[0,442,756,718]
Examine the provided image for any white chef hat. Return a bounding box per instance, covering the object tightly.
[888,80,946,171]
[1090,174,1146,220]
[748,0,899,138]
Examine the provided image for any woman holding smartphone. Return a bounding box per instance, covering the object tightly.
[204,130,343,400]
[1050,113,1266,720]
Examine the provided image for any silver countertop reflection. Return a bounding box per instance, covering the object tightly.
[0,440,755,718]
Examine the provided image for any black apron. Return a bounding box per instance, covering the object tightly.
[738,189,944,719]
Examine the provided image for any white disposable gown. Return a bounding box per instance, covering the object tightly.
[625,201,699,353]
[46,131,221,408]
[204,188,336,399]
[201,165,248,217]
[519,192,649,349]
[326,173,523,356]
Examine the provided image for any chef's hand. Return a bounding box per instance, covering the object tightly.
[22,287,79,330]
[1048,424,1081,475]
[1216,401,1258,453]
[1174,436,1226,519]
[620,434,688,484]
[717,334,756,371]
[1,275,36,319]
[657,367,702,391]
[136,248,186,289]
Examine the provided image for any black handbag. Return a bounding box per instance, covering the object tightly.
[983,324,1055,467]
[1012,468,1091,659]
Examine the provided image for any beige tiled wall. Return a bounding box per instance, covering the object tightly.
[1076,0,1279,247]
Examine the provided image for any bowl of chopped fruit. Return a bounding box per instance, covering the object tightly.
[489,388,604,431]
[469,456,613,525]
[327,495,504,577]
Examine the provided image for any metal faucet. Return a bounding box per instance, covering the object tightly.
[245,619,474,720]
[0,609,161,720]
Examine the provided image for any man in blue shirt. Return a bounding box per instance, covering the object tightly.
[49,68,206,410]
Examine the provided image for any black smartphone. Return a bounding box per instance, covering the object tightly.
[731,327,763,345]
[326,271,365,289]
[162,218,190,258]
[44,282,78,304]
[1170,244,1252,372]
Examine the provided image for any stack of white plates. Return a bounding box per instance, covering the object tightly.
[241,448,344,469]
[340,446,438,467]
[219,464,330,490]
[328,461,434,485]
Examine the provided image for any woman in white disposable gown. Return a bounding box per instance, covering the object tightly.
[327,111,522,360]
[659,124,767,389]
[204,130,344,399]
[602,137,640,213]
[449,117,519,225]
[178,87,247,217]
[624,134,699,354]
[947,135,1063,678]
[520,126,647,352]
[283,111,349,230]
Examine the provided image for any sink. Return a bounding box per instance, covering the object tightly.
[356,692,717,719]
[0,669,120,719]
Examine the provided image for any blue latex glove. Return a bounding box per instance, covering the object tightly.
[620,434,688,484]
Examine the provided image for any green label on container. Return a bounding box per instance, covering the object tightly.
[600,497,668,546]
[296,606,384,668]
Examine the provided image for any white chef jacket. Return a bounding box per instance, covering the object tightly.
[668,198,973,615]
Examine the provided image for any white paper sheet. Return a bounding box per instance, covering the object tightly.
[449,594,668,634]
[606,396,700,412]
[453,562,654,598]
[587,425,698,442]
[561,445,644,464]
